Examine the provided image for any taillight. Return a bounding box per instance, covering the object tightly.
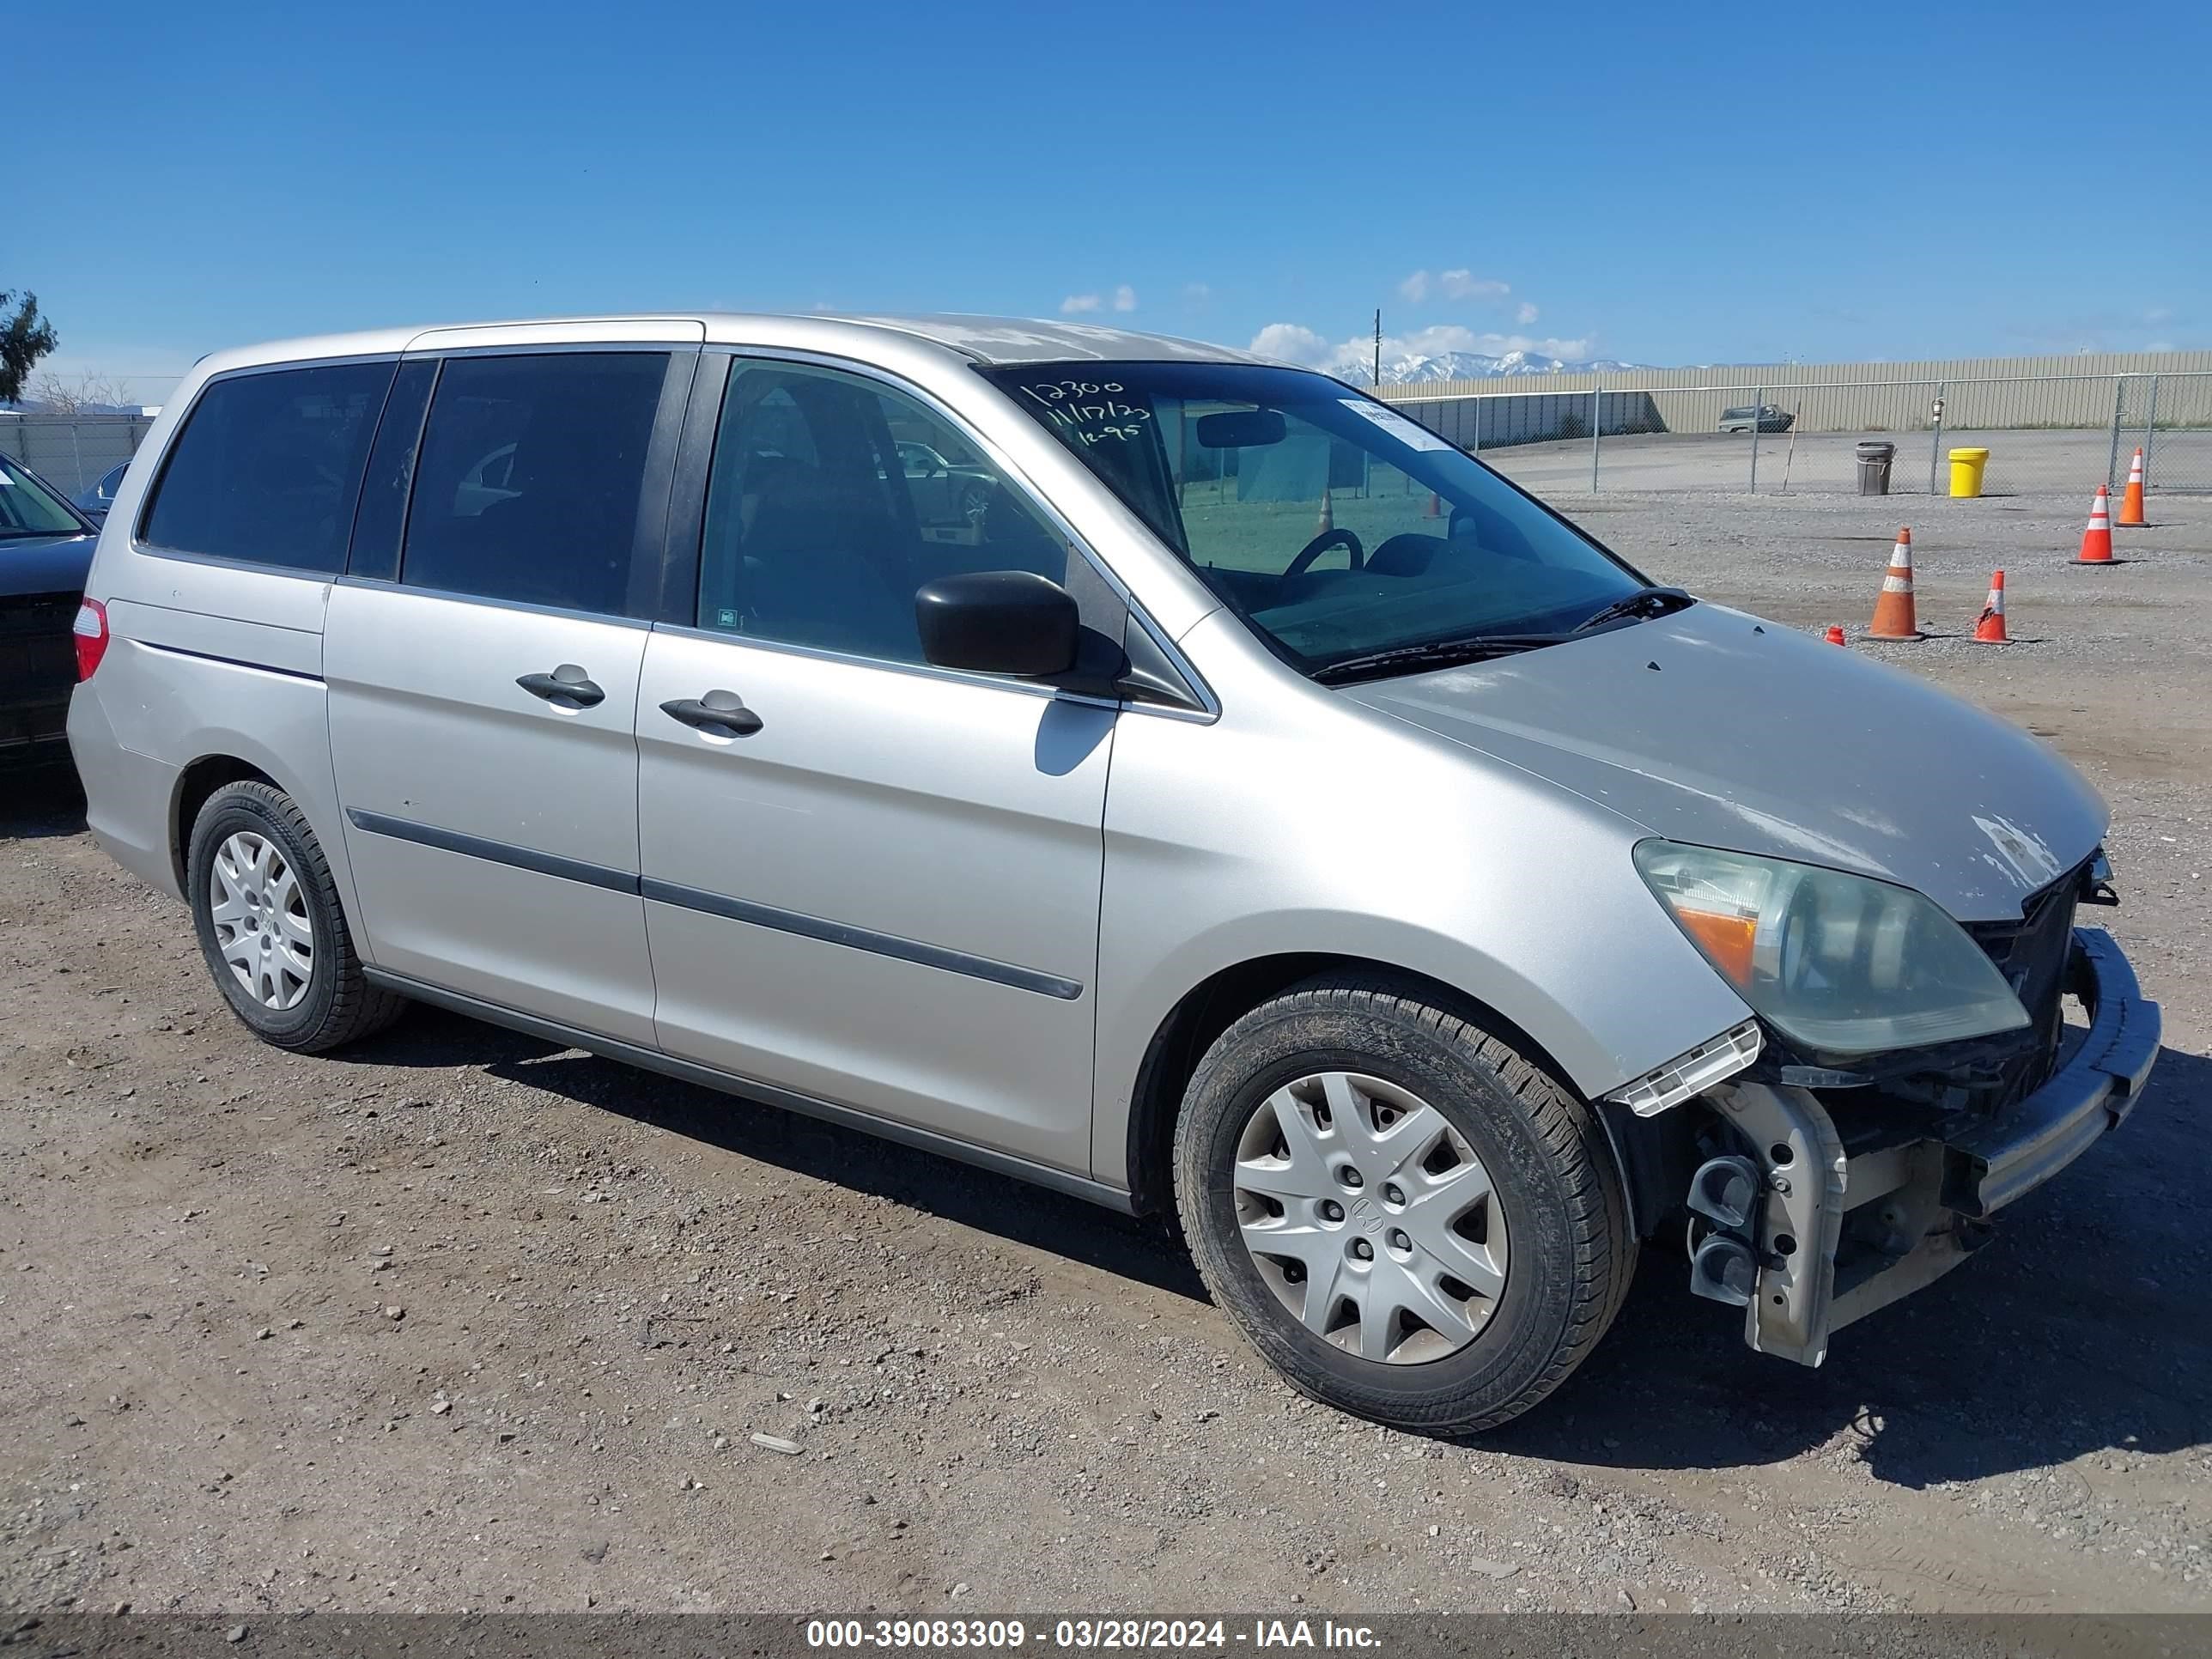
[73,598,109,681]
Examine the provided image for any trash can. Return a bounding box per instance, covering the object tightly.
[1855,441,1896,495]
[1948,447,1990,499]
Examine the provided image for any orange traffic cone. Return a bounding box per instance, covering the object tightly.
[1972,570,2008,643]
[1824,625,1847,647]
[1867,528,1924,640]
[2072,485,2116,565]
[1317,490,1334,534]
[2118,447,2147,526]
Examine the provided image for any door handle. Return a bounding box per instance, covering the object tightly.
[661,690,764,738]
[516,665,606,708]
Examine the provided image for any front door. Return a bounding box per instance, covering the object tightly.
[327,346,692,1045]
[635,356,1115,1172]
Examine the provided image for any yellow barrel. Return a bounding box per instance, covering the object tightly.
[1948,447,1990,499]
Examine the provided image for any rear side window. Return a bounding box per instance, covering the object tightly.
[399,352,671,617]
[141,361,394,572]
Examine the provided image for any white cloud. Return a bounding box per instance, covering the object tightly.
[2147,340,2176,353]
[1405,268,1512,304]
[1249,321,1596,375]
[1515,301,1540,325]
[1395,323,1593,362]
[1064,286,1137,315]
[1247,323,1338,368]
[1437,270,1509,302]
[1183,283,1212,305]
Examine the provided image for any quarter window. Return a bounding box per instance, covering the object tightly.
[400,352,672,616]
[696,361,1068,663]
[140,361,394,572]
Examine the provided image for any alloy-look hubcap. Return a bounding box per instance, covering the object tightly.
[1231,1072,1508,1364]
[210,831,314,1011]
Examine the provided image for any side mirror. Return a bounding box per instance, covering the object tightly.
[915,570,1079,679]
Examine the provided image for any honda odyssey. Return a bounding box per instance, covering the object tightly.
[66,313,2161,1431]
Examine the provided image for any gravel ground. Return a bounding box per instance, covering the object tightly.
[2,482,2208,1620]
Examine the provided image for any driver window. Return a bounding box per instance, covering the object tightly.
[695,360,1071,664]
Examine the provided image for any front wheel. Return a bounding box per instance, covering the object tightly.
[1174,975,1632,1434]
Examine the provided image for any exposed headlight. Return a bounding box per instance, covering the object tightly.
[1633,841,2030,1058]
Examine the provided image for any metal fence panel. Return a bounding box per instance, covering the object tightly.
[11,373,2208,511]
[1739,380,1934,497]
[0,415,156,497]
[2127,371,2212,496]
[1392,371,2212,504]
[1377,349,2212,406]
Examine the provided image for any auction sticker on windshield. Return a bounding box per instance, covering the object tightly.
[1338,398,1451,451]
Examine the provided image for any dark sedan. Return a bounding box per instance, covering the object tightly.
[0,453,99,765]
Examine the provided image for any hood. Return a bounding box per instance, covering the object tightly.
[0,531,97,601]
[1340,602,2106,922]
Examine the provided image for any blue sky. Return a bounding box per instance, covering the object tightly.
[15,0,2209,402]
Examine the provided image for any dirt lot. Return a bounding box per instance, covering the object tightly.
[3,483,2208,1619]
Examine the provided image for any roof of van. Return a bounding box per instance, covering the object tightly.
[193,313,1273,376]
[814,314,1267,365]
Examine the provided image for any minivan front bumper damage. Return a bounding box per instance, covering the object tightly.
[1702,928,2160,1367]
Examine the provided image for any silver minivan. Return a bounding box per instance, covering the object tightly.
[67,314,2162,1431]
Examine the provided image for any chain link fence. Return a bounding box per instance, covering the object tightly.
[9,374,2210,510]
[0,414,157,499]
[1392,371,2212,503]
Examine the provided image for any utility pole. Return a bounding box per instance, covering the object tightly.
[1373,310,1382,388]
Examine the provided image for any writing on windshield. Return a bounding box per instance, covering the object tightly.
[981,362,1645,677]
[1010,378,1155,447]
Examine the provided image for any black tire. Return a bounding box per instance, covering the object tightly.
[186,781,404,1053]
[1173,974,1633,1434]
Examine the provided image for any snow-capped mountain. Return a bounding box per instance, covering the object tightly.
[1368,349,1638,384]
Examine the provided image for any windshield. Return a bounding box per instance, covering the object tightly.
[980,362,1646,674]
[0,454,88,538]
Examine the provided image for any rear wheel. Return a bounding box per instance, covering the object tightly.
[186,781,404,1053]
[1174,974,1632,1433]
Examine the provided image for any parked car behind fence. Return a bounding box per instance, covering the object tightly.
[1718,403,1795,434]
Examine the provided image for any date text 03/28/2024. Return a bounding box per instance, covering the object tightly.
[804,1619,1382,1650]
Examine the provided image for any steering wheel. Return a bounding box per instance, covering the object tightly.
[1285,527,1364,578]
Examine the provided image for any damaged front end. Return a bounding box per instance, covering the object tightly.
[1644,857,2162,1366]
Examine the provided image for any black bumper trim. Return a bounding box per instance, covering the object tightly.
[1941,928,2161,1218]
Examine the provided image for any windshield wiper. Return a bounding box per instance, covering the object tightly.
[1310,634,1565,685]
[1570,585,1696,634]
[1313,592,1695,684]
